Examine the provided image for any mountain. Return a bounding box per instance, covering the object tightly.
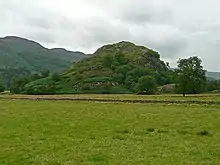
[206,71,220,80]
[0,36,86,71]
[24,41,172,94]
[0,36,87,87]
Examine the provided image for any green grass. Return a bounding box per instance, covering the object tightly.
[1,100,220,164]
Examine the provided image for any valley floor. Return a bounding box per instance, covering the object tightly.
[1,93,220,104]
[0,99,220,164]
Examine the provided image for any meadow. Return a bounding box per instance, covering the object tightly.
[0,98,220,164]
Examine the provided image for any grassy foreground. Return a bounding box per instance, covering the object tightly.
[1,100,220,165]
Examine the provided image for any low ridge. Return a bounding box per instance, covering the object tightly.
[24,41,172,94]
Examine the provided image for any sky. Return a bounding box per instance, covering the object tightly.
[0,0,220,71]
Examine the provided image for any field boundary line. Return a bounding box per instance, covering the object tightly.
[1,96,220,105]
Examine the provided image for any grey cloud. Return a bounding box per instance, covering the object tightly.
[129,24,188,58]
[0,0,77,45]
[25,30,56,44]
[78,0,185,58]
[26,14,77,31]
[1,0,220,71]
[82,0,172,24]
[115,0,172,24]
[27,18,52,29]
[80,18,131,45]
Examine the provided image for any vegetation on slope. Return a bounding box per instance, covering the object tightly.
[22,41,174,94]
[63,41,174,94]
[9,40,218,95]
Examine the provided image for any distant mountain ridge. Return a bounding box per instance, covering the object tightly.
[170,68,220,80]
[0,36,87,87]
[0,36,87,71]
[206,71,220,80]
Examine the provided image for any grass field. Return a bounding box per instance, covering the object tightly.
[1,99,220,164]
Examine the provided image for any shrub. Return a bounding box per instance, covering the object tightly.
[147,128,155,133]
[136,76,157,94]
[117,129,130,134]
[197,130,211,136]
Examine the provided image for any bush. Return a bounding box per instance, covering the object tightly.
[136,76,157,94]
[24,83,57,95]
[147,128,155,133]
[197,130,211,136]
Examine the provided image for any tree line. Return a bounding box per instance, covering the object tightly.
[0,69,60,94]
[0,56,219,96]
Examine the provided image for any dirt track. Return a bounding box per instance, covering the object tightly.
[1,95,220,105]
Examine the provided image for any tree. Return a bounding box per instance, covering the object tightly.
[0,67,31,89]
[114,65,133,84]
[10,77,30,94]
[102,54,113,68]
[51,73,61,82]
[102,52,129,70]
[0,82,5,92]
[30,73,41,81]
[205,79,220,92]
[114,52,129,66]
[40,70,50,78]
[176,56,206,96]
[136,76,156,94]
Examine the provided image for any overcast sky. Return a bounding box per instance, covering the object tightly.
[1,0,220,71]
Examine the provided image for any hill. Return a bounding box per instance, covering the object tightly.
[0,36,87,87]
[206,71,220,80]
[24,41,172,94]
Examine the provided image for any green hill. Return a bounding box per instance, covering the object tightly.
[24,41,172,94]
[206,71,220,80]
[0,36,87,87]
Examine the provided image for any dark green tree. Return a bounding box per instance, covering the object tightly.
[40,70,50,78]
[102,52,129,70]
[114,65,133,84]
[51,73,61,82]
[0,67,31,89]
[136,76,156,94]
[102,54,113,68]
[0,82,5,92]
[114,52,129,65]
[176,56,206,96]
[10,77,30,94]
[205,80,220,92]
